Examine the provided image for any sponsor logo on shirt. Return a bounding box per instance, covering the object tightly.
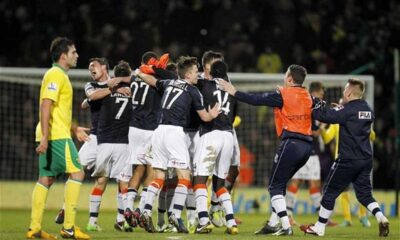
[287,114,311,120]
[47,82,57,91]
[358,111,372,119]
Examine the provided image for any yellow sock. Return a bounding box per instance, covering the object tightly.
[63,179,82,229]
[340,192,352,222]
[359,205,367,218]
[29,183,49,231]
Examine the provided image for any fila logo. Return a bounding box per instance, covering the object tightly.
[358,111,372,119]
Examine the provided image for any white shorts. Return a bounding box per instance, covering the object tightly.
[152,125,190,170]
[120,164,133,182]
[91,143,131,181]
[292,155,321,180]
[193,130,234,179]
[185,130,200,162]
[128,127,153,165]
[231,129,240,167]
[79,134,97,170]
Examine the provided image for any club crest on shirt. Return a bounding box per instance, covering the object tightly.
[274,154,278,163]
[47,82,57,91]
[358,111,372,119]
[333,105,344,111]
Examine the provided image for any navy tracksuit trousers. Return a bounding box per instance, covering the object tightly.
[321,158,376,210]
[268,138,313,197]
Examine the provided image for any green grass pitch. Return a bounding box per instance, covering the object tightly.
[1,209,398,240]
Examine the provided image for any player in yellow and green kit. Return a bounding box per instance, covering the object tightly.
[26,37,90,239]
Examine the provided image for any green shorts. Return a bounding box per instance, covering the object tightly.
[38,138,82,177]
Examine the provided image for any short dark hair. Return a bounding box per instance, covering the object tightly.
[50,37,74,62]
[177,56,198,79]
[114,60,131,77]
[141,51,158,64]
[348,78,365,95]
[166,63,177,74]
[309,81,324,94]
[202,50,224,67]
[89,57,109,72]
[288,64,307,85]
[210,60,228,81]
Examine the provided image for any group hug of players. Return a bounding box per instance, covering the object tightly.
[55,51,242,235]
[53,49,390,237]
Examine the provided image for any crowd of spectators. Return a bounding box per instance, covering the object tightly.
[1,0,399,188]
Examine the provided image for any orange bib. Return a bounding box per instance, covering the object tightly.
[274,87,312,137]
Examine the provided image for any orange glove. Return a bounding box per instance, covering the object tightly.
[139,64,155,74]
[157,53,169,69]
[146,57,158,66]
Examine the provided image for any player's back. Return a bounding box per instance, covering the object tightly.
[184,107,202,132]
[97,89,132,144]
[158,79,204,127]
[198,78,237,136]
[130,77,162,130]
[184,77,206,132]
[338,99,374,160]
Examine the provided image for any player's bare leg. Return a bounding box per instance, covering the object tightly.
[210,166,242,227]
[226,166,240,224]
[210,165,240,227]
[225,166,239,192]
